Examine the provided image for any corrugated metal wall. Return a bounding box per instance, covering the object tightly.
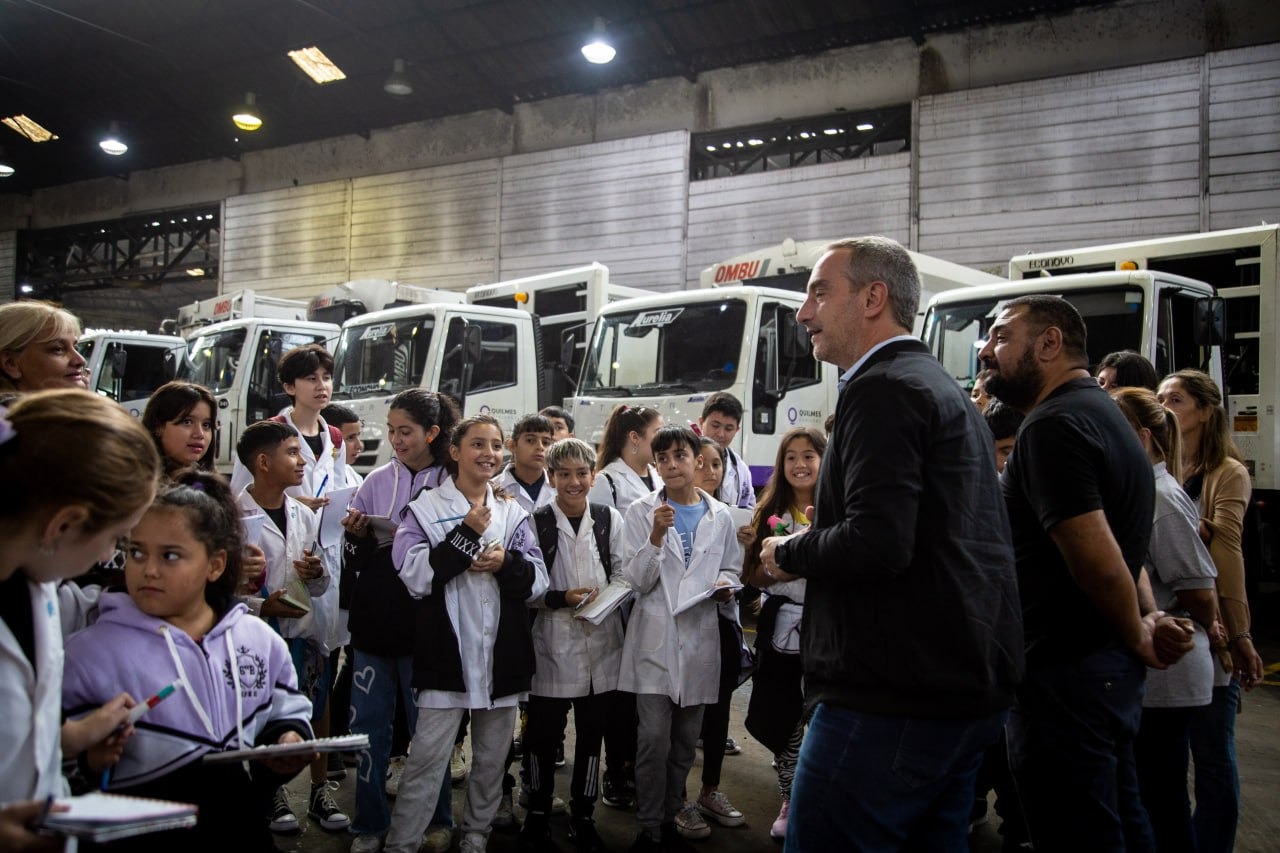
[916,57,1205,270]
[349,159,501,289]
[0,231,14,301]
[222,181,352,299]
[685,153,911,287]
[497,131,689,290]
[1207,43,1280,231]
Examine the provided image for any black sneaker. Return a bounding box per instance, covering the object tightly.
[308,781,351,831]
[569,817,605,853]
[601,775,633,809]
[517,813,559,853]
[629,830,663,853]
[268,786,299,834]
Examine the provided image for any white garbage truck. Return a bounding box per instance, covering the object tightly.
[76,330,187,418]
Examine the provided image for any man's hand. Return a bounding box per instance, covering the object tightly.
[1150,613,1195,667]
[760,535,800,584]
[1231,636,1265,691]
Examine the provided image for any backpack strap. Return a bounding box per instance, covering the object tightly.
[588,503,613,580]
[602,471,618,505]
[533,505,559,575]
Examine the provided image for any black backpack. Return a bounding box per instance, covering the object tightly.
[532,503,613,581]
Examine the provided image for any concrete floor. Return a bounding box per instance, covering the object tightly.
[278,621,1280,853]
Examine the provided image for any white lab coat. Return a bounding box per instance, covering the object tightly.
[618,489,739,707]
[236,489,337,652]
[587,458,659,514]
[493,465,556,514]
[397,481,550,710]
[530,501,626,698]
[720,447,757,509]
[0,579,70,804]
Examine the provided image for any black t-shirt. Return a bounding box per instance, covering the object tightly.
[301,431,324,458]
[264,504,289,539]
[0,572,36,675]
[1001,377,1154,666]
[566,514,583,534]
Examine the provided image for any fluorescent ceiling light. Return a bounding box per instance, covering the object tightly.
[0,162,12,178]
[186,268,205,277]
[288,46,347,83]
[99,121,127,156]
[2,114,58,142]
[856,123,874,131]
[581,18,616,64]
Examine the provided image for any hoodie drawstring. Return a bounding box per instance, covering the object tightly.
[159,624,216,741]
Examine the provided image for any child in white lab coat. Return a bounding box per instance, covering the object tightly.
[620,426,740,851]
[0,390,159,846]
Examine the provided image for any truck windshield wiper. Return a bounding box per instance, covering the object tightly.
[584,385,633,397]
[639,382,696,394]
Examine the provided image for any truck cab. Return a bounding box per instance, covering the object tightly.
[567,286,835,487]
[330,302,542,472]
[76,331,186,418]
[181,317,339,473]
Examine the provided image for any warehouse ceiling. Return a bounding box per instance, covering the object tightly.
[0,0,1115,194]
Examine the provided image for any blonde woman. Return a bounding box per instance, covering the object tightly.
[1156,369,1265,853]
[0,301,88,392]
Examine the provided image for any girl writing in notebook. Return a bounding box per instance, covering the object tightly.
[0,390,158,847]
[62,468,316,851]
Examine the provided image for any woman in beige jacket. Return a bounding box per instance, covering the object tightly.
[1157,369,1265,853]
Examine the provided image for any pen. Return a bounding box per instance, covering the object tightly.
[315,474,329,497]
[127,679,183,725]
[35,793,54,829]
[100,768,110,792]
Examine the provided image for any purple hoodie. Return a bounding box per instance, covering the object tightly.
[62,592,313,788]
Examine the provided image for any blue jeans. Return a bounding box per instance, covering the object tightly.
[785,702,1006,852]
[1136,706,1196,853]
[1007,647,1154,853]
[1189,681,1241,853]
[348,650,452,836]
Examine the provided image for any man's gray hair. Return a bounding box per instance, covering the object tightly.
[546,436,597,472]
[825,236,920,331]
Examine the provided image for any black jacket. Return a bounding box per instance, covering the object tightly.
[776,339,1023,718]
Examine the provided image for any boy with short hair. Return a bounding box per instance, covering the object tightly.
[321,402,364,489]
[620,426,740,852]
[494,414,557,512]
[518,438,626,853]
[984,400,1024,475]
[539,406,575,440]
[697,393,754,508]
[234,420,349,835]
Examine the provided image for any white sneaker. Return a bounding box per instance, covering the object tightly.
[459,830,488,853]
[385,755,407,798]
[493,790,515,828]
[675,802,711,839]
[451,744,468,785]
[350,834,383,853]
[422,825,454,853]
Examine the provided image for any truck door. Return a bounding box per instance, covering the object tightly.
[748,300,824,476]
[439,317,522,432]
[92,341,182,417]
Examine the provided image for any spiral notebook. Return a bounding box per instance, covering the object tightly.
[39,792,197,842]
[202,732,370,763]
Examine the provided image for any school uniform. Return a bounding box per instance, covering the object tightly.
[523,500,626,819]
[620,487,740,833]
[230,407,347,500]
[62,592,313,850]
[587,458,658,513]
[493,464,556,514]
[0,577,69,805]
[382,481,548,853]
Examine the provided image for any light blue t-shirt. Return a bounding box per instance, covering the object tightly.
[671,496,709,566]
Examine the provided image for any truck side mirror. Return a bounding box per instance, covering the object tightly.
[1194,296,1225,346]
[778,310,811,360]
[463,324,483,364]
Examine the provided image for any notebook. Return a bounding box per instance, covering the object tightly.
[202,733,370,763]
[573,582,634,625]
[39,792,197,842]
[673,581,744,616]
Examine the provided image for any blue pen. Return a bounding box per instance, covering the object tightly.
[100,768,110,791]
[315,474,329,497]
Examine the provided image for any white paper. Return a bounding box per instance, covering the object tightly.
[574,582,633,625]
[728,507,755,527]
[673,581,744,616]
[241,513,267,549]
[317,485,359,549]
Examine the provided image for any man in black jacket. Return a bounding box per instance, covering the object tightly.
[761,236,1023,852]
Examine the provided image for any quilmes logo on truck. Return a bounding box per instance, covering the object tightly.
[631,308,684,329]
[1025,255,1075,270]
[712,259,772,283]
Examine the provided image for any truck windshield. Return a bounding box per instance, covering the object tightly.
[183,328,246,393]
[581,299,747,394]
[333,317,435,398]
[924,286,1145,386]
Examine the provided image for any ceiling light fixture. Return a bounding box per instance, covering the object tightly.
[0,163,13,178]
[2,114,58,142]
[232,92,263,131]
[581,18,616,64]
[384,58,412,96]
[288,46,347,83]
[99,121,127,156]
[856,123,874,131]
